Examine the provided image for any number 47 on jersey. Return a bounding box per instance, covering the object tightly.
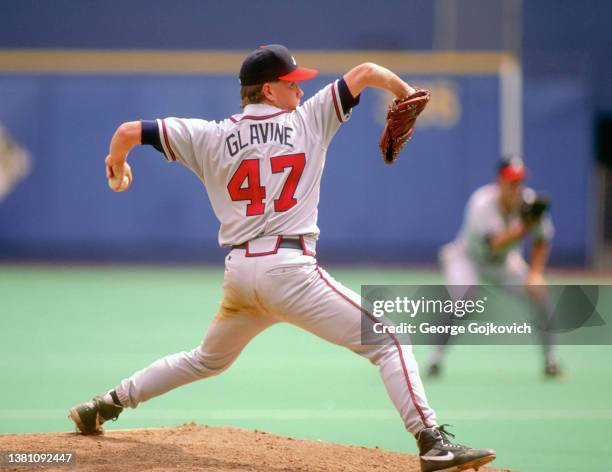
[227,153,305,216]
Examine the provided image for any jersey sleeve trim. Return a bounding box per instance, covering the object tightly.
[331,81,343,122]
[159,119,178,162]
[140,120,164,154]
[331,80,355,123]
[337,78,360,113]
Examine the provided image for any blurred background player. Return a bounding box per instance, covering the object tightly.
[428,155,563,378]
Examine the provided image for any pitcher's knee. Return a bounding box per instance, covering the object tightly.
[351,342,395,366]
[190,347,235,378]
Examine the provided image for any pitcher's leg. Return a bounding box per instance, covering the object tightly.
[116,311,275,408]
[374,341,436,434]
[264,262,436,435]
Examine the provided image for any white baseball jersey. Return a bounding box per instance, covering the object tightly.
[456,183,554,264]
[143,80,354,247]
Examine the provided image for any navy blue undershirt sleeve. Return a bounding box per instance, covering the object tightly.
[338,78,360,115]
[141,120,164,154]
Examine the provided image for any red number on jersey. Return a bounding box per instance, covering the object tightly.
[226,159,266,216]
[271,153,306,212]
[227,153,306,216]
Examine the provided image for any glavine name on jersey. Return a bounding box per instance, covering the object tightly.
[226,124,294,157]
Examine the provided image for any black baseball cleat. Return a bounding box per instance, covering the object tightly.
[68,396,123,435]
[417,425,496,472]
[427,363,441,378]
[544,361,565,378]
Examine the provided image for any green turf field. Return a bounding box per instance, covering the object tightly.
[1,265,611,472]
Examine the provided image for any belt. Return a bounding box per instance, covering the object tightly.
[232,237,303,251]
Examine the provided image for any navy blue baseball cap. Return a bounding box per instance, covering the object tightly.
[239,44,318,86]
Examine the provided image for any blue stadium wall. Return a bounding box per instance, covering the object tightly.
[0,0,603,265]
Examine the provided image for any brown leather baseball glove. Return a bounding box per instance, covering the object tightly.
[379,89,431,164]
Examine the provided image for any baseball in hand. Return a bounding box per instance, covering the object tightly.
[108,174,130,191]
[107,162,132,192]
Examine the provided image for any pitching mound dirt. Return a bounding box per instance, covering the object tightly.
[0,423,507,472]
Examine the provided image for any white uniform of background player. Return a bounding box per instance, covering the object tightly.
[429,156,560,377]
[69,45,495,472]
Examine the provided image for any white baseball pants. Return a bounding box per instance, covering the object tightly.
[115,243,437,435]
[431,241,557,364]
[439,241,529,287]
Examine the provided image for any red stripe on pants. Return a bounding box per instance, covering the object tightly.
[315,266,431,428]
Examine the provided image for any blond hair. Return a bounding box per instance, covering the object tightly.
[240,84,266,108]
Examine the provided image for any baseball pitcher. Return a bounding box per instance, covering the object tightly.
[69,45,495,472]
